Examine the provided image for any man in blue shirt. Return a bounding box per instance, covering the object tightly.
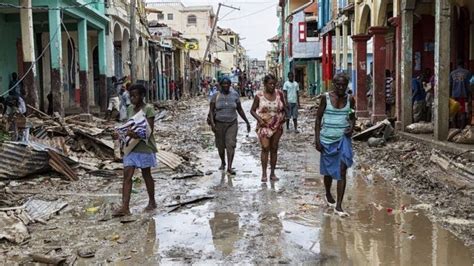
[412,71,427,123]
[450,59,472,129]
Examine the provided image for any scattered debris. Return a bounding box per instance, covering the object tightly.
[353,119,393,141]
[0,211,31,244]
[25,199,68,221]
[171,171,204,180]
[77,248,96,258]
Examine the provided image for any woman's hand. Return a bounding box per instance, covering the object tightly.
[126,129,139,139]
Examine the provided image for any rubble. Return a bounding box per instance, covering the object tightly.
[405,122,434,134]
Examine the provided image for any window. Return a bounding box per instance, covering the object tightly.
[157,13,164,20]
[306,21,318,38]
[187,15,197,25]
[167,13,173,20]
[230,37,235,45]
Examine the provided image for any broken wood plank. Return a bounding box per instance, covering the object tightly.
[30,254,66,265]
[11,189,121,197]
[26,104,50,118]
[48,150,78,181]
[165,195,215,212]
[172,172,204,180]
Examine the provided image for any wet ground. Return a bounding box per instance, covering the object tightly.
[1,98,473,265]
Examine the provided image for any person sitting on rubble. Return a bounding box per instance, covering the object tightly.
[209,76,251,175]
[3,95,26,141]
[113,83,157,217]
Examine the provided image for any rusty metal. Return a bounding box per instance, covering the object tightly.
[0,141,76,180]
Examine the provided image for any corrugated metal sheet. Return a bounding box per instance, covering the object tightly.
[0,141,76,180]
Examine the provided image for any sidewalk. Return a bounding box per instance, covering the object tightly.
[398,131,473,159]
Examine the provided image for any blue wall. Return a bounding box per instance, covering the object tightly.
[0,14,20,95]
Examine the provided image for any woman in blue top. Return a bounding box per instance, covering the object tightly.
[315,74,355,217]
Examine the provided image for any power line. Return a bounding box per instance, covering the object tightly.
[220,2,276,21]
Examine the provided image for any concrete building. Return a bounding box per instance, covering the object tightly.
[214,27,246,76]
[352,0,474,140]
[0,0,109,115]
[146,1,217,78]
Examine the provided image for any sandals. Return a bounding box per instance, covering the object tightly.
[325,196,336,208]
[334,208,350,217]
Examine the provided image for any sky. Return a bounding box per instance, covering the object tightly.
[179,0,279,60]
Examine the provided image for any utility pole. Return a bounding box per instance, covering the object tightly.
[129,0,137,82]
[201,3,239,79]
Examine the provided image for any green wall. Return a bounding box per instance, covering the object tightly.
[0,14,20,95]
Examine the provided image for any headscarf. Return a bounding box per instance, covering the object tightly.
[219,76,231,85]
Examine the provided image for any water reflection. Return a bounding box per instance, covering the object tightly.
[209,212,240,256]
[319,171,474,265]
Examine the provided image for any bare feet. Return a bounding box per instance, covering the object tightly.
[144,202,157,212]
[270,171,279,181]
[227,168,236,175]
[261,175,268,182]
[218,163,226,170]
[112,207,131,217]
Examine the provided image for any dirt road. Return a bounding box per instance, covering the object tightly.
[1,98,473,265]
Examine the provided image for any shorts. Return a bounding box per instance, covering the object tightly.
[287,103,298,119]
[123,152,157,169]
[455,97,467,113]
[108,96,120,111]
[215,120,238,151]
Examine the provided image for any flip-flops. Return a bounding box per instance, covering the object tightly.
[325,196,336,208]
[334,208,350,217]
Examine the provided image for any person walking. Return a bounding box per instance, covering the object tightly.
[283,72,300,133]
[315,73,355,217]
[209,77,251,175]
[113,84,157,216]
[250,74,287,182]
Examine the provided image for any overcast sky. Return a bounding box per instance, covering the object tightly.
[179,0,279,60]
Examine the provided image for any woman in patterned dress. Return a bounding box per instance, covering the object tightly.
[250,74,287,182]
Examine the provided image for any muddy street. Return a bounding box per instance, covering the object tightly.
[1,98,473,265]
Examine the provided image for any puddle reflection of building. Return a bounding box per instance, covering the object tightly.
[319,171,474,265]
[209,212,240,256]
[258,211,283,258]
[144,218,158,257]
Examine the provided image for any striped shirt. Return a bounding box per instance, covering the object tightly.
[320,93,350,144]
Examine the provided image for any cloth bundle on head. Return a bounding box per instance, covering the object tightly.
[115,109,151,156]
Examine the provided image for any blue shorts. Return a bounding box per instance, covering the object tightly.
[287,103,298,119]
[123,152,157,169]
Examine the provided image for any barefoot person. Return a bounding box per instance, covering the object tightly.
[113,84,157,216]
[209,76,251,175]
[250,74,287,182]
[315,74,355,216]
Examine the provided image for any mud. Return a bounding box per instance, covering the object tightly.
[0,98,473,264]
